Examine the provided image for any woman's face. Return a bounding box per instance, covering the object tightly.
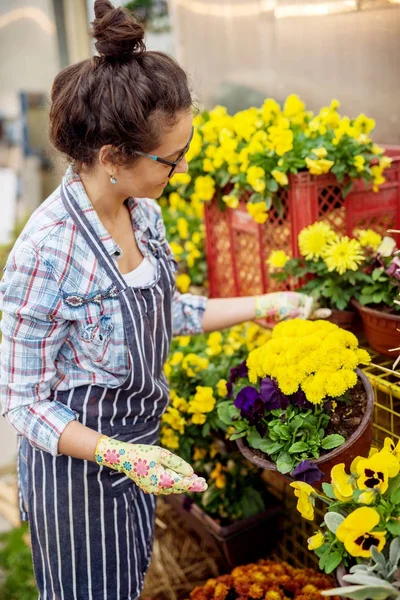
[109,110,193,200]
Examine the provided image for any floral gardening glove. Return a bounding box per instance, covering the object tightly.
[95,436,207,496]
[255,291,315,326]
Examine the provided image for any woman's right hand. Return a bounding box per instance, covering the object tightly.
[95,436,207,495]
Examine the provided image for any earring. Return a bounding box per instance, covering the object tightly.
[110,175,117,184]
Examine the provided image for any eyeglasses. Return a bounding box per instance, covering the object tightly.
[135,127,194,178]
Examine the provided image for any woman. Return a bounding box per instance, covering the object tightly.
[0,2,313,599]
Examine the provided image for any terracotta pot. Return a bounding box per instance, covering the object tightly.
[352,299,400,357]
[326,308,362,335]
[237,369,374,484]
[165,493,282,570]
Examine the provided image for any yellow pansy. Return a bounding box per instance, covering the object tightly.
[188,386,216,414]
[162,407,185,434]
[330,463,355,502]
[383,437,400,462]
[353,155,365,173]
[305,157,335,175]
[194,175,215,202]
[176,335,190,347]
[222,194,239,209]
[210,463,227,489]
[358,490,376,505]
[160,427,180,450]
[191,412,207,425]
[271,170,289,186]
[246,166,266,193]
[247,201,268,224]
[356,450,400,494]
[307,532,324,550]
[169,241,184,256]
[176,273,191,293]
[177,217,189,240]
[336,506,385,558]
[216,379,228,398]
[290,481,315,521]
[170,172,191,187]
[311,147,328,158]
[169,351,184,366]
[193,447,207,461]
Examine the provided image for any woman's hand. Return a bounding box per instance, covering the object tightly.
[95,436,207,495]
[255,291,330,324]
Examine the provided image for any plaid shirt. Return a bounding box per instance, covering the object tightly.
[0,167,207,455]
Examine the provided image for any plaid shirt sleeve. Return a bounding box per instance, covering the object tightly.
[0,247,77,456]
[172,291,208,336]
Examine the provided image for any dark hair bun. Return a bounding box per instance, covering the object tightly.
[92,0,145,60]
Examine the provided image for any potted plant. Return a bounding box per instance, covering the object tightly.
[218,319,374,484]
[189,558,340,600]
[167,442,282,569]
[290,438,400,588]
[169,95,393,222]
[267,223,383,331]
[161,324,282,567]
[351,235,400,357]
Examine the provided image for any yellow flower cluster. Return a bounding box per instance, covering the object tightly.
[247,320,370,404]
[169,95,391,226]
[298,221,368,275]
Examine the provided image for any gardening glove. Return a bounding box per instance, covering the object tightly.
[255,291,330,325]
[95,435,207,496]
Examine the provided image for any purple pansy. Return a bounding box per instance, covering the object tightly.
[227,360,249,397]
[291,460,324,484]
[234,386,266,424]
[290,389,309,408]
[260,377,290,410]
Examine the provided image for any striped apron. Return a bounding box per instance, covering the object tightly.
[18,182,175,600]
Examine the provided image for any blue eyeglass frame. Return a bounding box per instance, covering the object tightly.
[135,127,194,178]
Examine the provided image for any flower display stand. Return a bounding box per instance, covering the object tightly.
[204,150,400,298]
[166,493,282,570]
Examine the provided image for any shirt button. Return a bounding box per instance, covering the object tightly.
[114,250,121,257]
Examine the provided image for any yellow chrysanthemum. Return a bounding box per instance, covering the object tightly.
[323,236,365,274]
[298,222,337,260]
[354,229,382,251]
[267,250,290,270]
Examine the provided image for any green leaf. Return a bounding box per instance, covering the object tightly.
[342,180,353,199]
[386,519,400,536]
[217,401,235,425]
[229,431,247,440]
[288,441,309,454]
[267,179,279,193]
[324,550,343,574]
[321,434,345,450]
[258,441,285,455]
[324,512,345,534]
[276,451,295,474]
[247,429,263,449]
[321,483,336,499]
[323,585,398,600]
[202,422,210,437]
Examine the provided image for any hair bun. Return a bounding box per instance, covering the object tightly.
[92,0,146,60]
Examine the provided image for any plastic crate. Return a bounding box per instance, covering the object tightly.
[204,150,400,298]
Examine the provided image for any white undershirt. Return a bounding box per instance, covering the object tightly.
[122,256,156,287]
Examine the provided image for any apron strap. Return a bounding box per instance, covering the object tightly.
[61,180,129,291]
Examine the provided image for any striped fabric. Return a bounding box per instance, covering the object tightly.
[0,166,207,455]
[18,174,181,600]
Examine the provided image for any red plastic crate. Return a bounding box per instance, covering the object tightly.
[204,150,400,298]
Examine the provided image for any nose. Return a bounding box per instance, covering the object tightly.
[173,158,189,176]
